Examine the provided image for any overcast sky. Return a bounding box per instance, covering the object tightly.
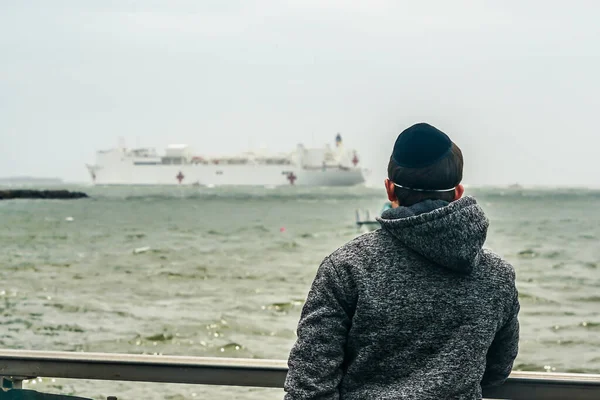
[1,0,599,186]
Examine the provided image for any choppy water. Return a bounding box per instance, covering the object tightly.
[1,185,599,399]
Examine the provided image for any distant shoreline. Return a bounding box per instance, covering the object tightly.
[1,178,598,191]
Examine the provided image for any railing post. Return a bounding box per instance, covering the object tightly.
[1,376,28,390]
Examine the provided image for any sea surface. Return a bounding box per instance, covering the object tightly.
[1,185,599,399]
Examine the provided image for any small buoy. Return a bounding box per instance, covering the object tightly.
[65,217,74,222]
[280,227,286,232]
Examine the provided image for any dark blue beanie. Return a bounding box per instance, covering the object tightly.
[392,123,452,168]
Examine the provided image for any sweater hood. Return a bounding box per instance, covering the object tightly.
[376,196,489,274]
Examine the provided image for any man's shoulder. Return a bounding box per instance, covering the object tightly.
[327,229,395,266]
[480,249,517,284]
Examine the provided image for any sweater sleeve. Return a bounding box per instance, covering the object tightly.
[481,283,520,388]
[284,257,355,400]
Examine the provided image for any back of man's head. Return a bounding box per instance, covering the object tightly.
[387,123,463,207]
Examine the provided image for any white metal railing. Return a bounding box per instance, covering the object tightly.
[1,349,600,399]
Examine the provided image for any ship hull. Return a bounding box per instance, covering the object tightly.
[87,164,365,187]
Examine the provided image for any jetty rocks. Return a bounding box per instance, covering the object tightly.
[0,189,89,200]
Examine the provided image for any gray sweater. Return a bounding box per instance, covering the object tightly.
[284,196,519,400]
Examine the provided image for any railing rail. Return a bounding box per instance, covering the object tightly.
[1,349,600,399]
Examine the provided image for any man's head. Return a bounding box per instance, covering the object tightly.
[385,123,464,207]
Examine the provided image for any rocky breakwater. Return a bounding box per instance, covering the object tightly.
[0,189,89,200]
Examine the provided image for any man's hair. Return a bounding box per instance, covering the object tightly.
[387,143,463,206]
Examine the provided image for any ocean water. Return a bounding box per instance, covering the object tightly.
[1,185,599,399]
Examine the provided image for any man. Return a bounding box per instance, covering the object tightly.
[284,123,519,399]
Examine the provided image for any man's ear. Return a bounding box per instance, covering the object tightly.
[454,184,465,201]
[385,179,397,203]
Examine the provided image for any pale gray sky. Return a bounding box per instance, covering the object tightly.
[1,0,599,186]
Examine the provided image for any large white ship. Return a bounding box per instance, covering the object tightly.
[86,134,365,186]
